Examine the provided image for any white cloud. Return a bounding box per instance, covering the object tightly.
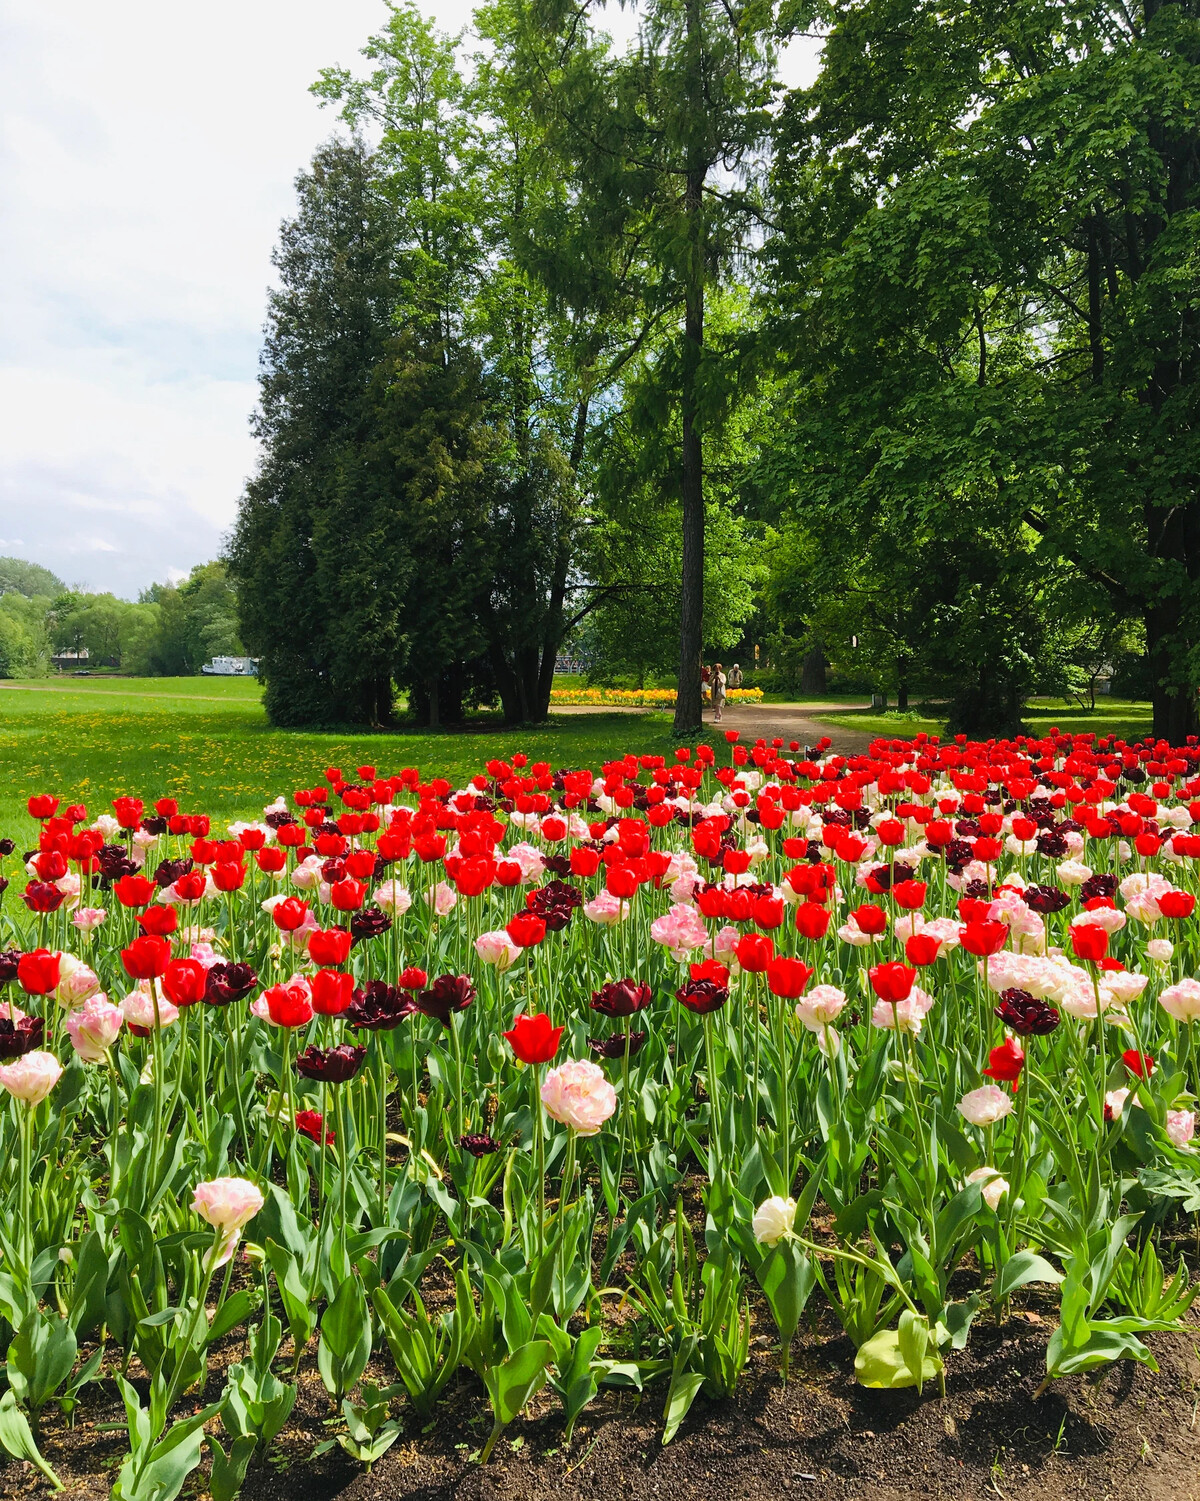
[0,1,819,599]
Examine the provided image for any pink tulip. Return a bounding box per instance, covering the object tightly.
[65,996,123,1061]
[540,1059,617,1137]
[0,1050,63,1105]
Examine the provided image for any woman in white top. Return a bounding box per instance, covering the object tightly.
[711,662,727,723]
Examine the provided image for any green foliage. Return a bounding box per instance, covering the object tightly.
[761,0,1200,735]
[580,498,761,683]
[0,556,64,599]
[139,563,243,676]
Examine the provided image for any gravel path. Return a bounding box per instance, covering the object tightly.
[552,699,877,754]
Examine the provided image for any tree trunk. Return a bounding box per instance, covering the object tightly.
[896,656,909,712]
[1147,601,1200,742]
[799,642,827,695]
[673,0,707,737]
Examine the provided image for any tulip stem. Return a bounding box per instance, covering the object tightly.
[107,1055,122,1200]
[18,1105,32,1274]
[531,1066,545,1261]
[615,1035,632,1225]
[149,978,164,1183]
[336,1082,349,1269]
[197,1003,210,1140]
[450,1014,465,1138]
[376,1042,389,1221]
[775,995,790,1192]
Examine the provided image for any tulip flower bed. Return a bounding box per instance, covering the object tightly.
[0,729,1198,1498]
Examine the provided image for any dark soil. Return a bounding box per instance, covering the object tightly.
[9,1306,1199,1501]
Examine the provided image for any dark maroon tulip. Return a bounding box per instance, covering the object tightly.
[995,989,1061,1037]
[590,979,653,1018]
[22,881,65,914]
[414,974,475,1027]
[0,950,21,987]
[204,962,258,1006]
[527,879,582,932]
[347,981,414,1030]
[0,1015,44,1058]
[674,979,729,1016]
[0,839,14,858]
[97,845,138,882]
[1080,872,1118,904]
[1023,884,1071,915]
[458,1133,502,1157]
[295,1043,367,1083]
[589,1031,647,1060]
[350,906,392,944]
[153,857,194,889]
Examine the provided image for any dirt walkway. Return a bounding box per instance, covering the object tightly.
[553,700,877,754]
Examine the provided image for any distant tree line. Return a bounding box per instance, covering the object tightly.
[223,0,1200,735]
[0,558,242,678]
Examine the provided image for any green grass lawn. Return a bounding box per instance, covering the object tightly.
[812,695,1155,742]
[0,678,724,844]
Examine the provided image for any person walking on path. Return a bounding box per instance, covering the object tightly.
[727,663,743,689]
[711,662,727,723]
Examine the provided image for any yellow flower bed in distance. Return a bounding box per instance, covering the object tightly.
[549,686,764,707]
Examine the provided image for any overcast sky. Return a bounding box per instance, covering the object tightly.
[0,2,818,599]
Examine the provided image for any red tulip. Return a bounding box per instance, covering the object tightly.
[162,958,208,1008]
[982,1037,1025,1086]
[295,1108,333,1145]
[211,861,246,893]
[174,870,207,902]
[113,874,157,909]
[265,982,314,1028]
[766,956,813,999]
[454,857,496,898]
[850,903,888,936]
[1158,890,1195,920]
[272,897,310,932]
[506,911,547,949]
[868,961,916,1003]
[735,932,774,973]
[330,878,367,912]
[137,906,178,937]
[959,920,1008,957]
[1121,1048,1154,1079]
[905,933,942,967]
[310,969,354,1017]
[121,935,171,981]
[1069,923,1109,963]
[112,796,145,830]
[891,880,927,911]
[689,956,730,985]
[398,966,427,990]
[17,948,60,996]
[605,865,640,900]
[570,846,601,878]
[307,927,352,966]
[795,902,831,940]
[503,1011,564,1065]
[27,794,59,820]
